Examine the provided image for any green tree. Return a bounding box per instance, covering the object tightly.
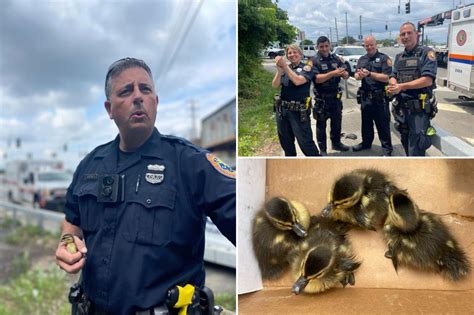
[340,36,357,45]
[238,0,295,77]
[238,0,276,77]
[275,7,297,46]
[302,39,314,45]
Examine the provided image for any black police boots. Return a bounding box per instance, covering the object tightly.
[352,143,372,152]
[332,143,350,152]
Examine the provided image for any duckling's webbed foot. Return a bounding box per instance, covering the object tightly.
[384,246,399,272]
[340,272,355,288]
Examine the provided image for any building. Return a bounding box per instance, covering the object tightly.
[200,98,236,168]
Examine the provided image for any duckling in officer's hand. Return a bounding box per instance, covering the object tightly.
[252,196,311,279]
[322,169,399,231]
[290,215,361,294]
[383,190,471,281]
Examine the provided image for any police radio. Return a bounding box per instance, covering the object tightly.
[97,174,125,203]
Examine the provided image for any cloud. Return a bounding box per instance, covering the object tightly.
[279,0,455,43]
[0,0,236,168]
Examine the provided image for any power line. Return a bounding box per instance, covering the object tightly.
[157,0,205,81]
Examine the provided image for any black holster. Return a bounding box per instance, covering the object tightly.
[273,94,282,117]
[312,97,326,120]
[69,282,91,315]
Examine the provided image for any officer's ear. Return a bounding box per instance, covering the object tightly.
[156,95,159,108]
[104,100,113,119]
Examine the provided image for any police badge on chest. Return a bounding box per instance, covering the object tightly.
[145,164,165,184]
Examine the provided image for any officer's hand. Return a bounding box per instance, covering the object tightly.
[360,69,370,78]
[55,235,87,274]
[387,83,402,95]
[332,68,345,77]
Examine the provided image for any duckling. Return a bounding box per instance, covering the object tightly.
[290,215,361,294]
[383,190,471,281]
[322,169,399,231]
[252,196,311,279]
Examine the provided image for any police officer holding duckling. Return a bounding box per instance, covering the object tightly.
[311,36,350,156]
[272,44,320,156]
[387,22,438,156]
[354,35,393,156]
[55,57,235,315]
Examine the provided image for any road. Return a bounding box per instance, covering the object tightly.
[261,48,474,156]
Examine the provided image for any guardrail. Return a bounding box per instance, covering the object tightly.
[0,200,236,268]
[0,200,64,233]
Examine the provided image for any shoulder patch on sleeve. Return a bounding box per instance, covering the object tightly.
[206,153,236,179]
[427,50,436,61]
[387,57,393,67]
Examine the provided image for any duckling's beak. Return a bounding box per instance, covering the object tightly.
[321,203,333,217]
[384,184,397,196]
[292,223,307,238]
[292,276,309,295]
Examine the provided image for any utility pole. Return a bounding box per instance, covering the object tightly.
[189,99,197,140]
[398,0,401,14]
[335,17,339,45]
[329,27,333,43]
[345,12,349,45]
[359,15,362,42]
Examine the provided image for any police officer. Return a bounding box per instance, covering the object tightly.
[55,58,235,314]
[272,44,320,156]
[387,22,437,156]
[311,36,350,156]
[353,35,393,156]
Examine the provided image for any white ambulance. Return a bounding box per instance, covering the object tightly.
[5,159,72,211]
[446,4,474,99]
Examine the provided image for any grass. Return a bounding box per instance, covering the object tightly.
[238,65,279,156]
[215,291,236,312]
[5,224,58,246]
[0,266,70,315]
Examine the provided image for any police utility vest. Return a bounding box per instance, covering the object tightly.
[395,46,435,98]
[360,52,389,92]
[312,53,341,94]
[280,62,311,102]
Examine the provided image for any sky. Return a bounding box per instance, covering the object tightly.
[277,0,466,44]
[0,0,236,170]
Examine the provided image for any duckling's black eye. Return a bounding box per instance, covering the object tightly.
[304,247,332,278]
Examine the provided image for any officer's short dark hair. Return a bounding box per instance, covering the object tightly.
[400,22,417,32]
[105,57,154,100]
[316,36,330,46]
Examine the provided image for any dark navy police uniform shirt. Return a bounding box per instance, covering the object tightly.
[280,61,315,102]
[391,44,437,97]
[311,52,345,94]
[356,50,392,91]
[64,128,236,315]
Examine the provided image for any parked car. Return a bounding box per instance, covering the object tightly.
[263,47,285,59]
[301,45,317,58]
[332,46,366,76]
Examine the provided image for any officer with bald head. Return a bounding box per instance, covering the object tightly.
[353,35,393,156]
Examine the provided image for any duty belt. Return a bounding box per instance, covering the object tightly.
[361,89,385,100]
[281,100,306,111]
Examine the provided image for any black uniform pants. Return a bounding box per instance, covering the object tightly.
[400,109,432,156]
[315,98,343,152]
[360,96,393,155]
[276,107,320,156]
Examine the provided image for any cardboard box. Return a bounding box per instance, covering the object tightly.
[238,159,474,314]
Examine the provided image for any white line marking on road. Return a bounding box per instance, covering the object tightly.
[437,102,470,114]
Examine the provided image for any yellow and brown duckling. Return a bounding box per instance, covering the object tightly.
[383,190,471,281]
[252,196,311,279]
[290,215,361,294]
[322,169,399,231]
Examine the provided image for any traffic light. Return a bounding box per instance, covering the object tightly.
[405,1,410,14]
